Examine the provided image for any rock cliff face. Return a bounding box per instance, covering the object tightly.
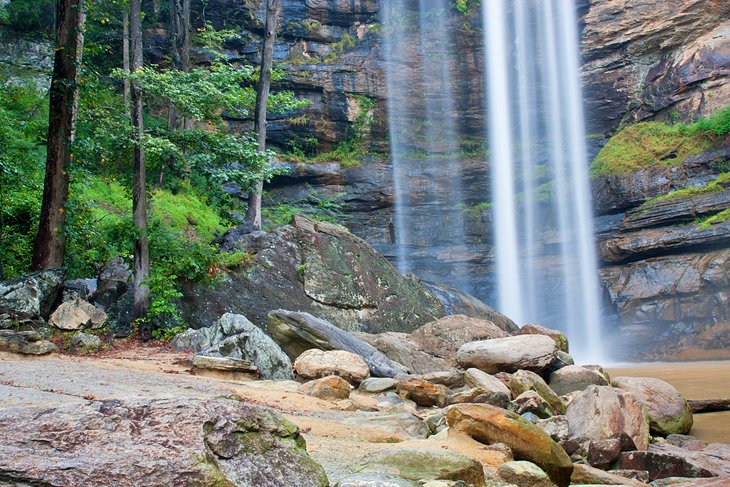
[593,148,730,360]
[177,0,730,148]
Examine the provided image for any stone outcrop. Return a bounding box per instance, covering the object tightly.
[600,248,730,358]
[581,0,730,134]
[0,397,329,486]
[183,216,461,334]
[592,143,730,359]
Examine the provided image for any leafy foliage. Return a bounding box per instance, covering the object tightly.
[0,0,54,34]
[0,79,47,277]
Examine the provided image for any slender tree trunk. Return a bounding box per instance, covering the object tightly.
[244,0,280,230]
[31,0,86,270]
[130,0,149,319]
[122,7,131,115]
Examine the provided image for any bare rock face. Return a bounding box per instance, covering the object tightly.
[294,349,370,385]
[600,248,730,358]
[0,397,328,486]
[612,376,693,436]
[410,314,509,364]
[565,385,651,454]
[581,0,730,134]
[182,216,467,336]
[456,335,558,374]
[446,404,573,487]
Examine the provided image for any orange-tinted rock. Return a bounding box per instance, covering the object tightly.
[446,403,573,487]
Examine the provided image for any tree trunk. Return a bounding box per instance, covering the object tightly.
[130,0,149,319]
[244,0,280,230]
[162,0,192,188]
[31,0,86,270]
[122,7,130,115]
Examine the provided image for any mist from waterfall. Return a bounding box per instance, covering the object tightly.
[381,0,473,294]
[485,0,603,363]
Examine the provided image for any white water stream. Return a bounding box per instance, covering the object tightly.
[485,0,603,362]
[382,1,604,362]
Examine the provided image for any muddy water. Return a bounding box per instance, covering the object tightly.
[609,361,730,444]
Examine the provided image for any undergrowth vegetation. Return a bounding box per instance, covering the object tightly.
[591,107,730,176]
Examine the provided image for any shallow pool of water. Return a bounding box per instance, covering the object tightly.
[609,361,730,444]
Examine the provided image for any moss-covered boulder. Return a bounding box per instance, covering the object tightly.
[182,216,506,336]
[354,449,486,486]
[612,376,693,436]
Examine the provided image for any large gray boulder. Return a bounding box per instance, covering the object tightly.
[0,269,65,323]
[0,397,328,486]
[456,335,558,374]
[182,216,446,334]
[612,376,693,436]
[171,313,293,380]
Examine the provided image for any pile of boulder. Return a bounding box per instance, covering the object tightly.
[0,257,135,354]
[170,306,728,486]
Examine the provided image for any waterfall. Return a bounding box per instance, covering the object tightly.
[484,0,603,363]
[382,1,604,362]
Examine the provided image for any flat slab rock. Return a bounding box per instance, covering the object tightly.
[0,396,328,487]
